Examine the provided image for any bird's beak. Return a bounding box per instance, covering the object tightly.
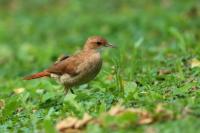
[105,43,116,48]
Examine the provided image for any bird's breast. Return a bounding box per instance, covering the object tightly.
[77,52,102,82]
[52,52,102,87]
[65,52,102,86]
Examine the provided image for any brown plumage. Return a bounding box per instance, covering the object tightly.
[24,36,114,94]
[24,71,50,80]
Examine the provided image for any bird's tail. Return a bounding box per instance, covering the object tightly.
[23,71,50,80]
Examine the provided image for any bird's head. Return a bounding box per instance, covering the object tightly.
[84,36,115,51]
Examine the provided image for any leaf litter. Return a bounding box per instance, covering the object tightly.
[56,104,177,133]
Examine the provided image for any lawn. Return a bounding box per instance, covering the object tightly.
[0,0,200,132]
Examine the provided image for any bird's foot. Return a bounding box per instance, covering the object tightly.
[64,87,69,95]
[70,89,74,94]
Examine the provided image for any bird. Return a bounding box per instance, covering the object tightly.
[24,36,115,94]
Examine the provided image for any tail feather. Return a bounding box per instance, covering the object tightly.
[24,71,50,80]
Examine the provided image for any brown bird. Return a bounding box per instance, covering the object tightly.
[24,36,114,94]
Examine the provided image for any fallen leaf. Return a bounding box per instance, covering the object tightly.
[36,89,44,94]
[188,86,199,94]
[56,117,78,132]
[74,113,92,129]
[108,105,125,116]
[155,104,165,113]
[189,58,200,68]
[158,69,172,76]
[18,107,23,111]
[145,127,157,133]
[56,113,92,133]
[107,75,113,81]
[161,0,172,8]
[187,6,198,18]
[127,108,153,124]
[139,115,153,124]
[155,104,174,121]
[181,106,192,117]
[14,88,25,94]
[60,129,81,133]
[56,105,176,133]
[0,99,5,109]
[32,109,37,113]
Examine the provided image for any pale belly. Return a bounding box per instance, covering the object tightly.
[51,54,102,88]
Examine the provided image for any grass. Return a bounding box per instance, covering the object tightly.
[0,0,200,132]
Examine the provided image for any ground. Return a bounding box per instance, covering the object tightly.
[0,0,200,132]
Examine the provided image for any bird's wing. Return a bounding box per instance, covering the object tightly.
[47,54,83,76]
[54,55,70,65]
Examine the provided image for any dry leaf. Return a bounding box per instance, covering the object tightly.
[138,115,153,124]
[64,129,81,133]
[16,107,23,113]
[109,106,153,125]
[74,113,92,129]
[158,69,172,76]
[0,99,5,109]
[56,105,176,133]
[36,89,44,94]
[14,88,25,94]
[145,127,157,133]
[56,113,92,133]
[155,104,174,121]
[107,75,113,81]
[56,117,78,132]
[187,6,198,18]
[189,58,200,68]
[128,108,153,124]
[161,0,172,8]
[108,105,125,115]
[155,104,164,113]
[181,106,192,117]
[188,86,198,94]
[32,109,37,113]
[59,129,81,133]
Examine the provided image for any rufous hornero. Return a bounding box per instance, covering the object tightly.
[24,36,115,94]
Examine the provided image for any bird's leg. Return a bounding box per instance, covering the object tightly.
[70,88,74,94]
[64,85,75,94]
[64,86,69,95]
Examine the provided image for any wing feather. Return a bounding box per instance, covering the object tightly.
[47,54,83,76]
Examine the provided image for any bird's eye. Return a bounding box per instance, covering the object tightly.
[96,41,102,45]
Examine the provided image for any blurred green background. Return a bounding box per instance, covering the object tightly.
[0,0,200,132]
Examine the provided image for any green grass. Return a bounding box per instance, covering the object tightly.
[0,0,200,132]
